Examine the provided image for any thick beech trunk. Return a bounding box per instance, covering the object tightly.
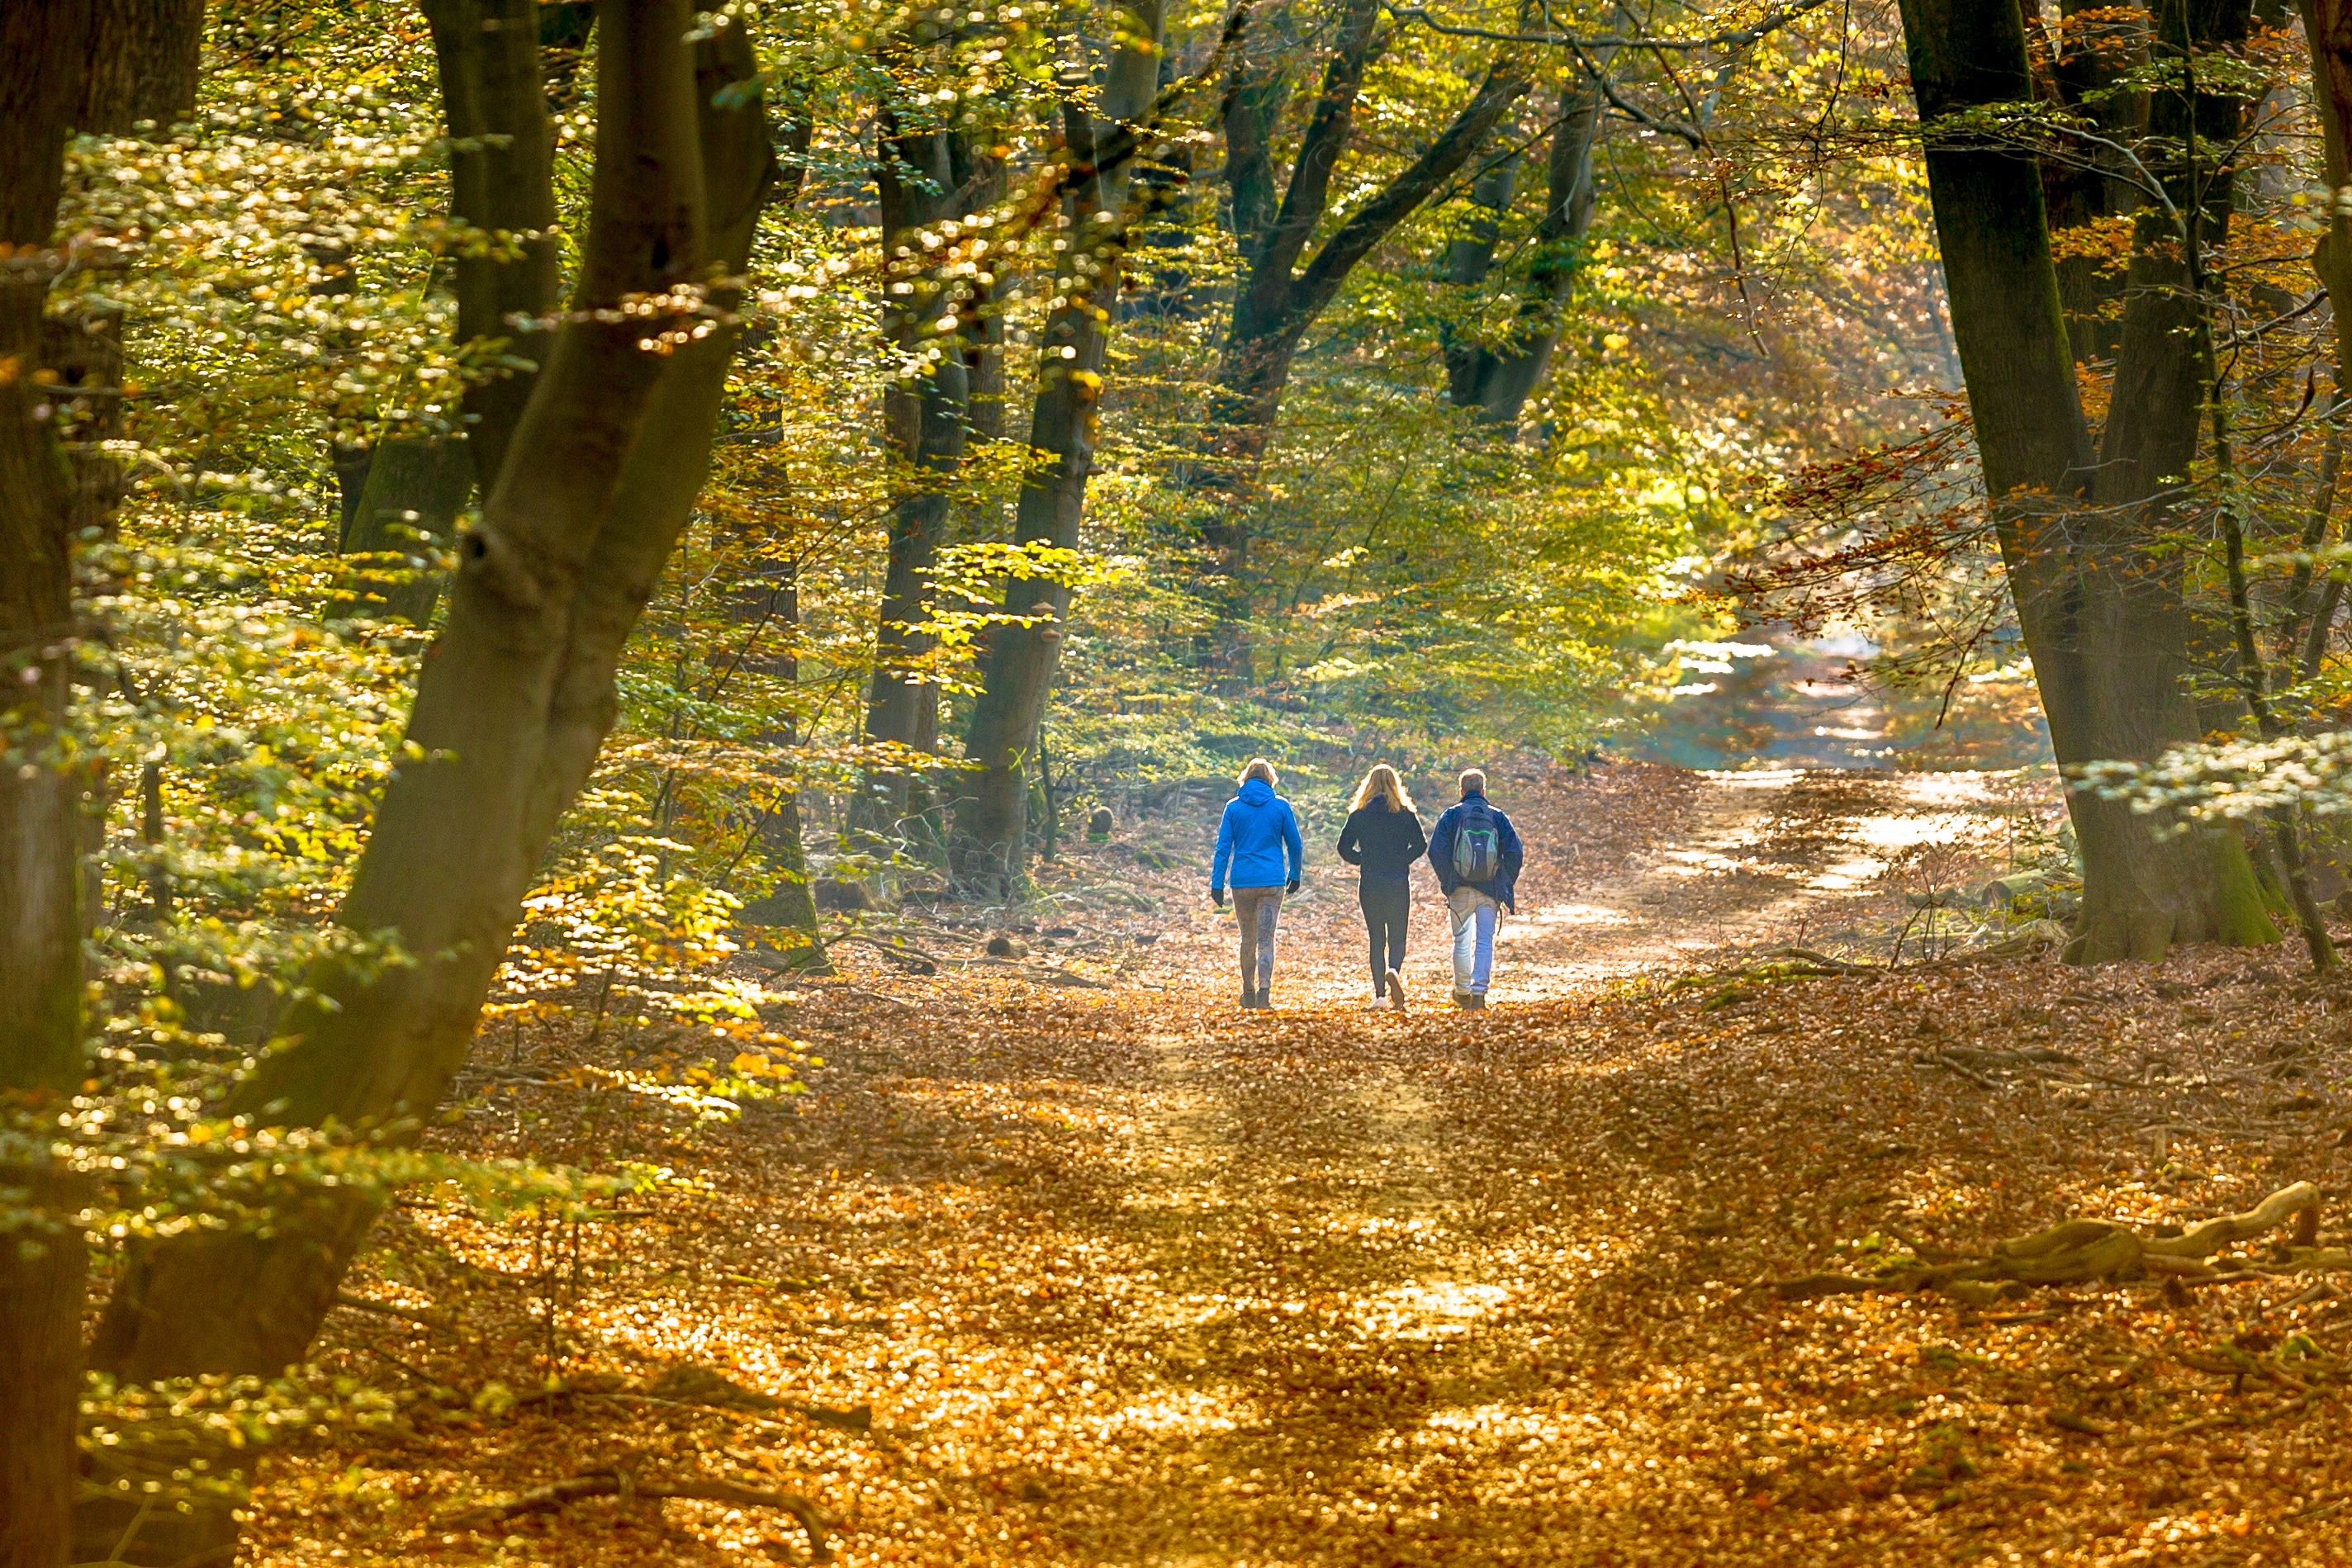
[1444,81,1604,427]
[1,9,97,1561]
[1899,0,2272,964]
[81,11,773,1562]
[954,3,1165,889]
[1188,7,1531,667]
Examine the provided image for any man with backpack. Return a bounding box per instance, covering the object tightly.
[1429,767,1524,1009]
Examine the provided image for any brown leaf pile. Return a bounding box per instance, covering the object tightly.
[254,762,2352,1566]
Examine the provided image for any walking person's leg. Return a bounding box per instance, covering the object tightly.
[1254,888,1282,1002]
[1360,886,1387,998]
[1469,894,1500,1001]
[1233,888,1265,1004]
[1448,886,1478,1002]
[1380,884,1410,1010]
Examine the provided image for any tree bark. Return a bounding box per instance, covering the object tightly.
[1444,79,1605,426]
[1,7,95,1564]
[333,434,476,623]
[1898,0,2273,964]
[953,2,1165,891]
[1188,24,1531,669]
[423,0,559,491]
[82,9,771,1561]
[859,116,973,841]
[2038,0,2144,364]
[733,556,827,957]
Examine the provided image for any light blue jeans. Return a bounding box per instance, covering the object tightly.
[1449,886,1501,996]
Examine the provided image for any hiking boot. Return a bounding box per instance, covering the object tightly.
[1463,992,1487,1010]
[1385,969,1407,1011]
[1452,991,1474,1009]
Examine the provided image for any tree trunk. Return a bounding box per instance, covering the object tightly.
[6,6,202,1562]
[953,2,1165,891]
[2,6,94,1564]
[423,0,559,491]
[2039,0,2144,364]
[734,557,826,959]
[82,11,771,1562]
[861,116,973,838]
[333,434,476,623]
[1187,28,1532,669]
[1445,81,1604,427]
[1899,0,2272,964]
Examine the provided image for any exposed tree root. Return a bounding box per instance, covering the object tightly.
[1772,1182,2332,1300]
[434,1469,830,1559]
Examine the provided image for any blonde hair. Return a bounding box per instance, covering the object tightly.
[1459,767,1487,796]
[1240,756,1278,787]
[1349,764,1415,814]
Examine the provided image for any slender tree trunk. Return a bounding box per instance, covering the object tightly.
[82,12,771,1563]
[1187,21,1531,670]
[953,3,1165,890]
[735,557,827,959]
[423,0,558,491]
[861,116,974,840]
[333,435,476,622]
[1444,80,1604,427]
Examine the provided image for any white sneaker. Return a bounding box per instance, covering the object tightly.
[1385,969,1408,1011]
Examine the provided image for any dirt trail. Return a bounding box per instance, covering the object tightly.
[289,761,2352,1568]
[1151,762,2044,1004]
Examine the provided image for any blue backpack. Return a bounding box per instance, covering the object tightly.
[1451,800,1502,883]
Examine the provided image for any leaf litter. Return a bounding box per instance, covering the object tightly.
[249,762,2352,1566]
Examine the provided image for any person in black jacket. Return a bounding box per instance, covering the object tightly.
[1335,764,1427,1010]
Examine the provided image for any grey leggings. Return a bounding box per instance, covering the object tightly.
[1233,885,1283,992]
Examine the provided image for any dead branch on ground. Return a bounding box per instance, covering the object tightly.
[434,1468,829,1559]
[1772,1182,2339,1300]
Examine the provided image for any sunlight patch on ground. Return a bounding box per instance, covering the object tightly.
[1846,810,1993,850]
[1352,1279,1513,1340]
[1089,1386,1250,1439]
[1808,855,1884,890]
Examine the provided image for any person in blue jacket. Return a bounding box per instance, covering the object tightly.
[1210,756,1304,1008]
[1428,767,1523,1009]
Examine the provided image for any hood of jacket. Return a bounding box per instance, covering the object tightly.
[1237,777,1275,806]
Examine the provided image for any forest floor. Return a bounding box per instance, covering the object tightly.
[267,762,2352,1568]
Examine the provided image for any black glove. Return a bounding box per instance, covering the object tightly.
[1212,886,1226,908]
[1286,878,1301,894]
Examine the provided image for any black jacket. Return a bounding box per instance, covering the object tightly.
[1336,803,1427,883]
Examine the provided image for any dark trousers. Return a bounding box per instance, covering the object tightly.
[1359,878,1411,993]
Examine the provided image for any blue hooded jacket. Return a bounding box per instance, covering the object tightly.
[1212,777,1303,892]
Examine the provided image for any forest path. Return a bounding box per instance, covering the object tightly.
[1143,760,2044,1006]
[301,760,2352,1568]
